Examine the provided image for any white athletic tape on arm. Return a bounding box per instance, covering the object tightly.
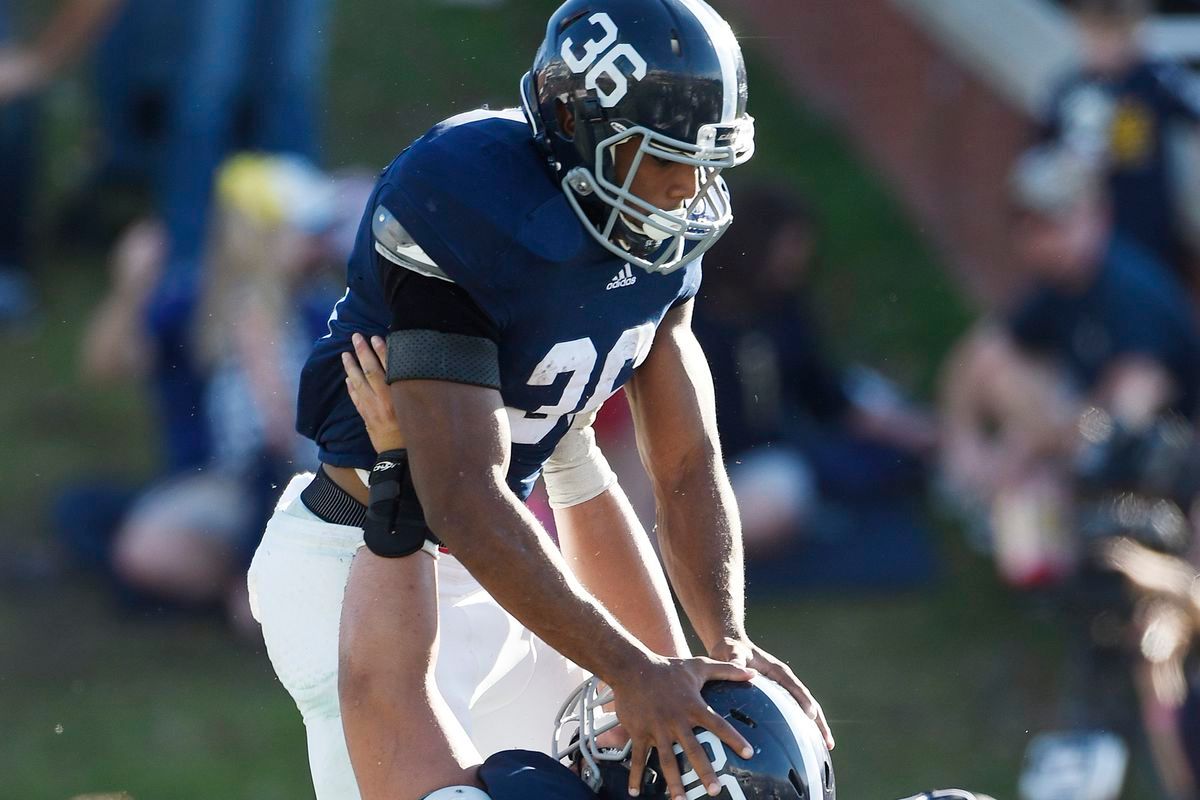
[422,787,492,800]
[543,409,617,509]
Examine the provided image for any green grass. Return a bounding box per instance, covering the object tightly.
[0,1,1162,798]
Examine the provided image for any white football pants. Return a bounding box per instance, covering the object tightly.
[247,473,584,800]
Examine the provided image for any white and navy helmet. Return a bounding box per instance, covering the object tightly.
[521,0,755,274]
[553,676,834,800]
[896,791,996,800]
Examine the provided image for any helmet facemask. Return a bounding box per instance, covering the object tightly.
[562,116,755,274]
[551,676,629,793]
[522,0,756,275]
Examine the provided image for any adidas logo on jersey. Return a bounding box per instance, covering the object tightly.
[606,265,637,290]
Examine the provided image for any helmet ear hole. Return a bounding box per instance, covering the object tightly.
[788,768,806,798]
[555,101,576,139]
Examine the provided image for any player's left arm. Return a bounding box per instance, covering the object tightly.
[626,299,835,749]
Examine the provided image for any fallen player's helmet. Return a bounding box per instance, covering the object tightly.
[521,0,755,274]
[552,675,834,799]
[895,792,996,800]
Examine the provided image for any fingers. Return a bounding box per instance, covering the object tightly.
[675,734,722,800]
[627,739,648,797]
[699,707,752,760]
[655,735,688,800]
[698,657,757,683]
[371,335,389,373]
[352,333,388,389]
[342,350,366,388]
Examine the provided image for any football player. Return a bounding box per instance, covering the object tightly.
[477,676,990,800]
[247,1,832,799]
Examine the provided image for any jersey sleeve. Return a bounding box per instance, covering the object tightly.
[478,750,595,800]
[380,253,503,389]
[371,136,518,325]
[383,266,500,342]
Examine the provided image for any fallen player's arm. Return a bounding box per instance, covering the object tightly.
[626,298,835,749]
[339,526,482,800]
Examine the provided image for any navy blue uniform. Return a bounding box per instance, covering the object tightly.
[297,109,701,498]
[1041,60,1200,279]
[479,751,595,800]
[1008,236,1200,417]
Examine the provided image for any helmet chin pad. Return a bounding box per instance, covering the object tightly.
[560,124,739,273]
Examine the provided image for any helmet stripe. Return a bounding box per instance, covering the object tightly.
[752,676,830,798]
[674,0,741,123]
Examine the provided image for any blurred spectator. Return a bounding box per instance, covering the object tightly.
[940,146,1200,586]
[151,0,330,335]
[91,0,190,191]
[1103,537,1200,795]
[0,0,125,324]
[1039,0,1200,291]
[52,0,197,250]
[118,0,332,542]
[62,154,368,633]
[693,183,938,589]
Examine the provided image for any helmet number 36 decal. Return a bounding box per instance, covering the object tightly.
[673,731,749,800]
[560,12,648,108]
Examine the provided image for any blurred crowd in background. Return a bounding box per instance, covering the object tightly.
[4,0,1200,796]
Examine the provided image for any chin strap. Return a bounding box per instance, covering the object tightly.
[422,787,493,800]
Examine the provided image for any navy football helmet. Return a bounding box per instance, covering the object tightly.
[552,676,834,800]
[521,0,755,274]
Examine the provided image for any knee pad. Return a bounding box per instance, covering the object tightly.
[423,787,492,800]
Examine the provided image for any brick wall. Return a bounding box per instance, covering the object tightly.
[741,0,1036,303]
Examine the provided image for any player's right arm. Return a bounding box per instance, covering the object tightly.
[340,334,755,800]
[347,334,689,661]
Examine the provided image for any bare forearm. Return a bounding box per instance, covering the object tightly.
[655,458,747,654]
[556,488,690,658]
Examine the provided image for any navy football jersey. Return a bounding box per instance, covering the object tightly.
[297,109,702,498]
[478,750,594,800]
[1041,60,1200,276]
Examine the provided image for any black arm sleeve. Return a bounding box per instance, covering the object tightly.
[383,266,500,341]
[382,266,503,389]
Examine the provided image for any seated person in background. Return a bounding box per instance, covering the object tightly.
[940,145,1200,587]
[1039,0,1200,293]
[63,154,368,632]
[692,183,937,564]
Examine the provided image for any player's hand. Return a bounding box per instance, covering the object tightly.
[709,637,835,751]
[609,655,756,799]
[342,332,405,453]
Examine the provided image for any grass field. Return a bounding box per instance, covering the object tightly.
[0,1,1165,798]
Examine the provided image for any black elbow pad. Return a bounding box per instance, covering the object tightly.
[363,450,443,557]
